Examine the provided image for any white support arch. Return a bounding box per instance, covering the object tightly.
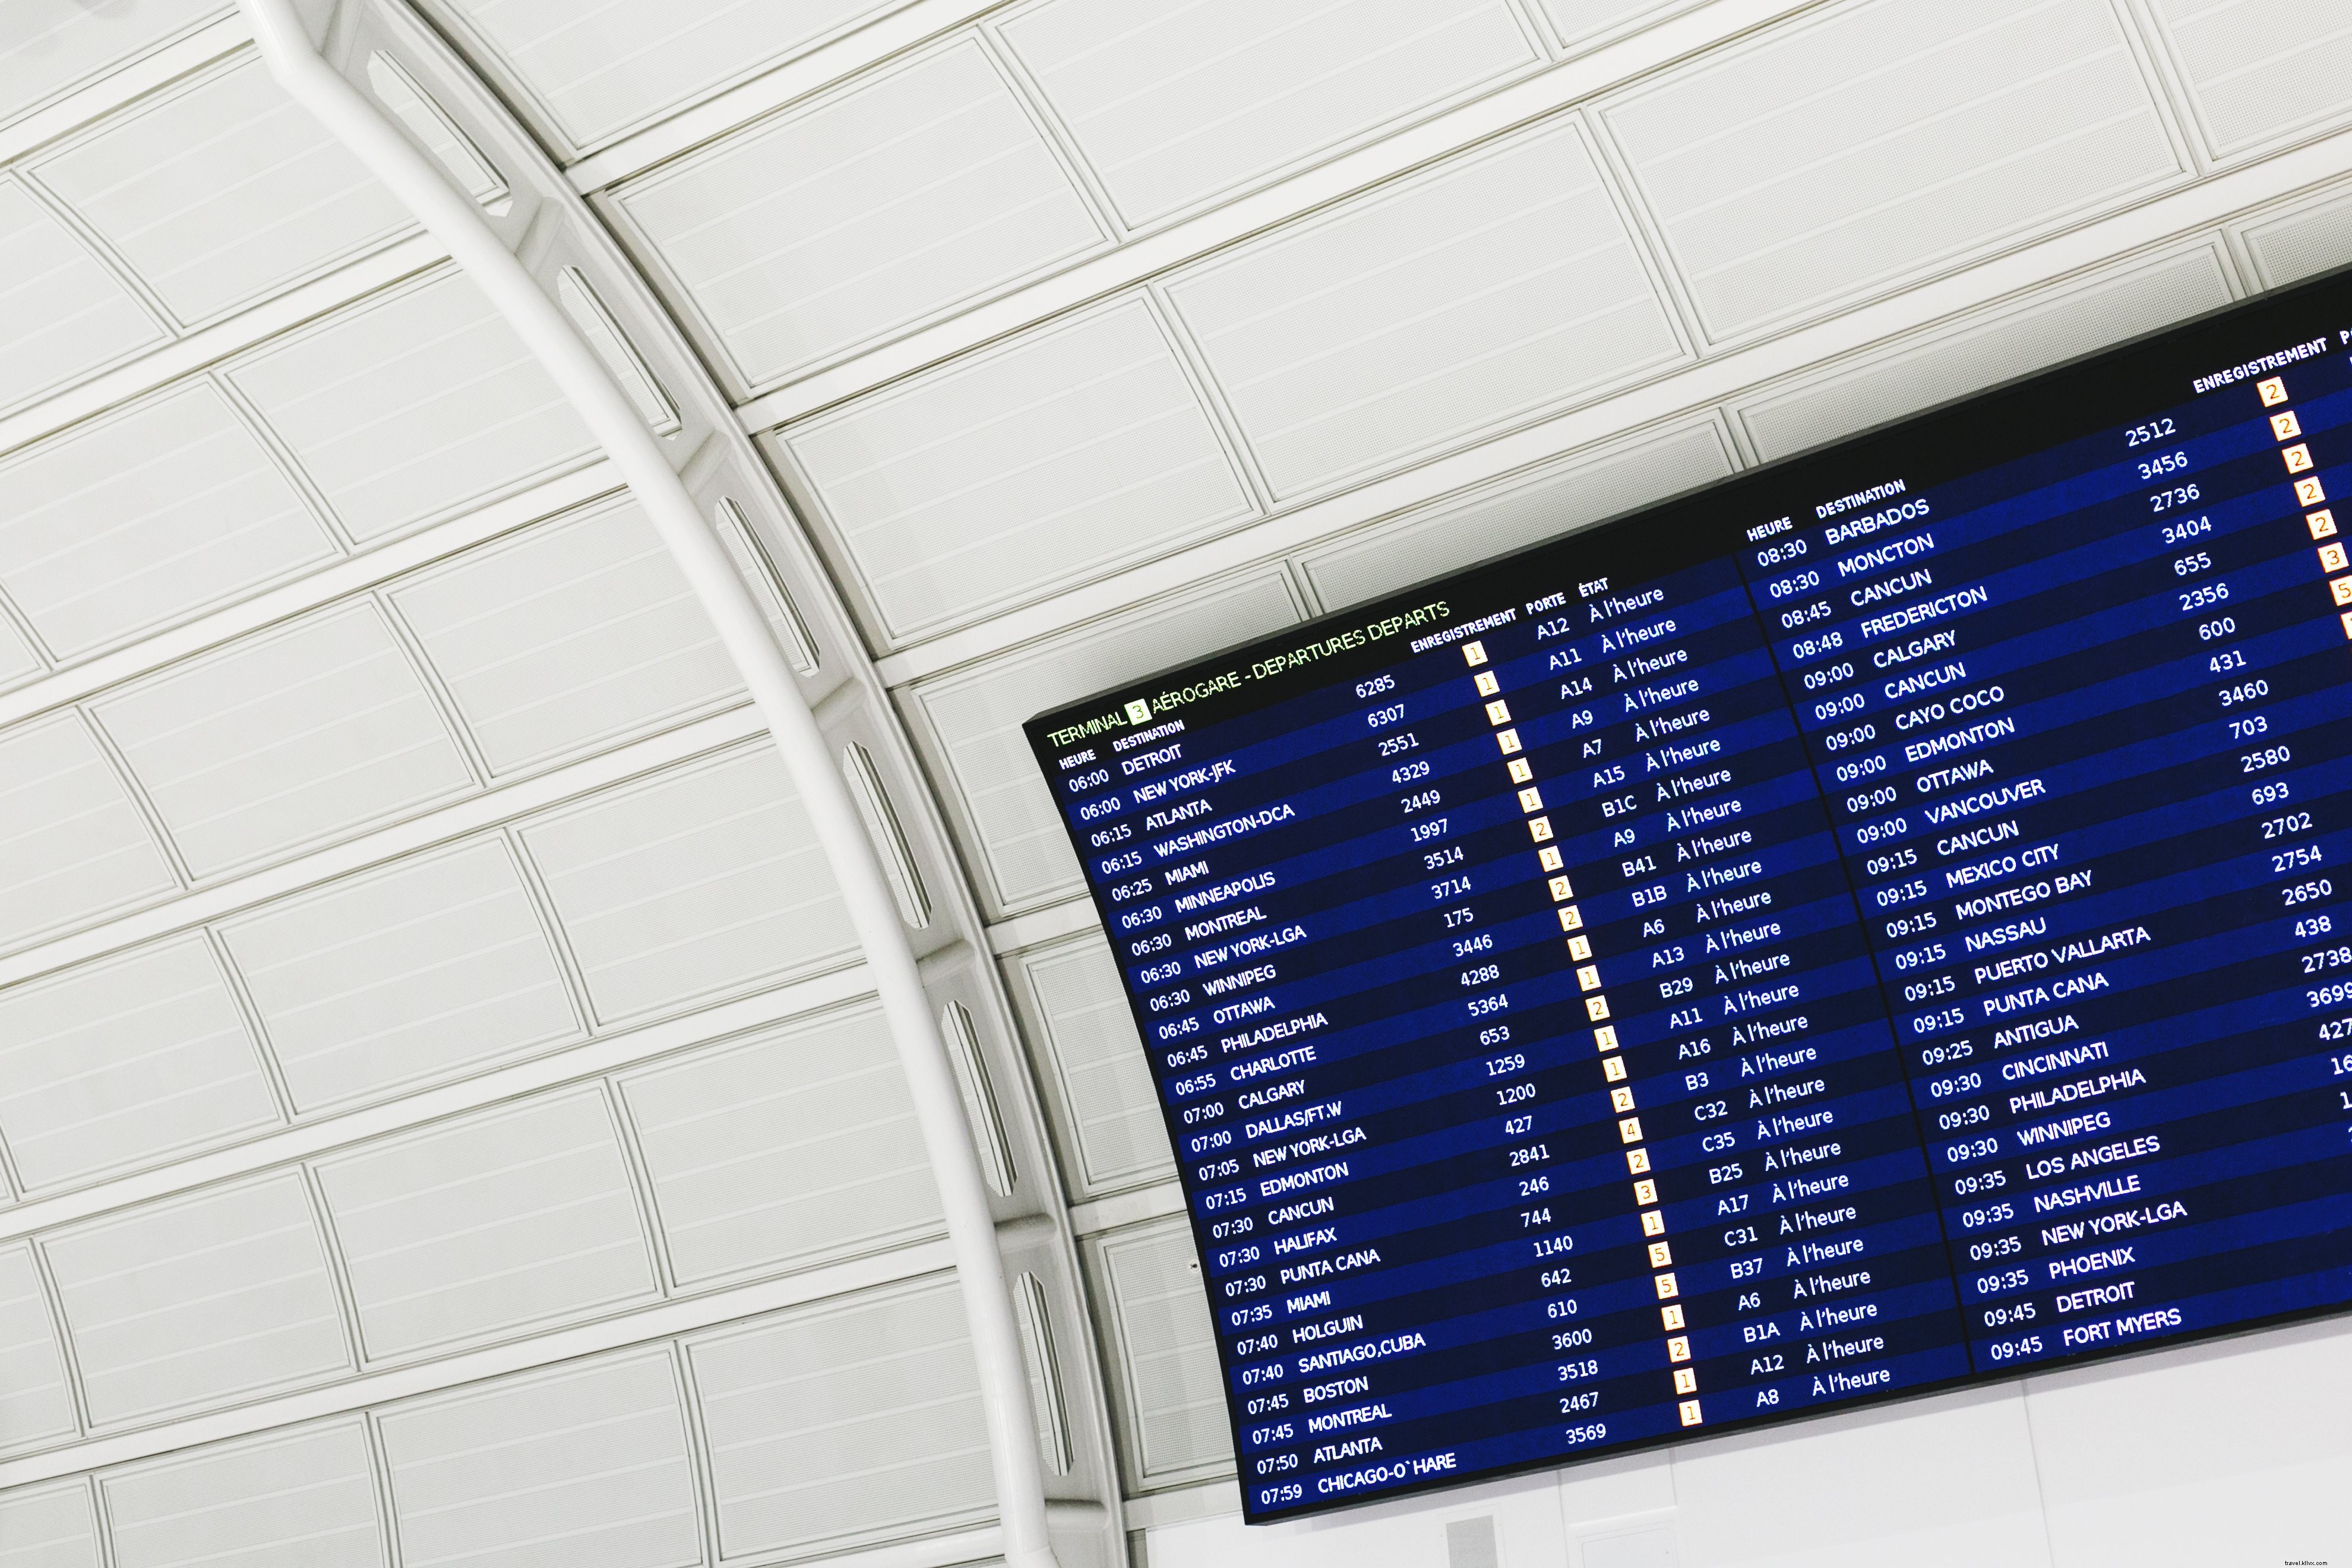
[230,4,1064,1562]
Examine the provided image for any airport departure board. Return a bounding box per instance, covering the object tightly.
[1024,271,2352,1522]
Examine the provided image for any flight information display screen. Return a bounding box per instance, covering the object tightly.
[1024,270,2352,1522]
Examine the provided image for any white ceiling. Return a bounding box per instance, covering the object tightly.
[2,1,2352,1564]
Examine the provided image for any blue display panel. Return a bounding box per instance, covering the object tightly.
[1024,271,2352,1522]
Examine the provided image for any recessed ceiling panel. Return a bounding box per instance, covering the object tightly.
[999,0,1537,227]
[1601,0,2185,342]
[314,1088,657,1361]
[102,1420,385,1568]
[0,712,179,955]
[427,0,913,153]
[616,1005,940,1289]
[617,39,1104,389]
[687,1281,992,1561]
[217,837,578,1114]
[386,501,739,776]
[1085,1218,1229,1491]
[1007,935,1168,1196]
[781,297,1253,644]
[43,1171,350,1428]
[1165,118,1686,498]
[90,602,474,881]
[0,0,226,128]
[30,56,412,326]
[377,1350,699,1568]
[0,1244,80,1455]
[516,745,852,1025]
[0,933,281,1194]
[0,381,337,662]
[0,1480,102,1568]
[226,272,599,545]
[0,180,165,414]
[2150,0,2352,161]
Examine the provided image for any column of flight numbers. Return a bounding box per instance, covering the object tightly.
[1462,636,1702,1435]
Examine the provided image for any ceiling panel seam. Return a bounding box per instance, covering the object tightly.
[0,12,254,167]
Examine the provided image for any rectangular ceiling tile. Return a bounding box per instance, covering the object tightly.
[426,0,909,153]
[1601,0,2185,342]
[617,39,1104,390]
[44,1171,350,1428]
[217,837,578,1114]
[377,1350,698,1568]
[0,0,226,128]
[516,745,851,1025]
[0,610,43,691]
[1536,0,1710,54]
[2148,0,2352,161]
[0,381,337,662]
[0,1481,101,1568]
[1735,242,2236,464]
[314,1089,656,1361]
[0,712,179,956]
[1007,934,1169,1196]
[687,1281,991,1561]
[30,56,412,326]
[103,1419,385,1568]
[0,1244,80,1456]
[1085,1216,1230,1490]
[0,180,165,414]
[386,501,739,776]
[227,271,599,546]
[1000,0,1537,227]
[781,296,1254,645]
[902,568,1299,918]
[90,602,475,881]
[0,934,282,1194]
[1165,119,1686,498]
[617,1005,939,1289]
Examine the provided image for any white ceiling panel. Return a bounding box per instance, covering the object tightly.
[0,713,179,956]
[102,1419,385,1568]
[387,501,739,776]
[0,1,226,128]
[0,1481,101,1568]
[1086,1216,1229,1490]
[903,568,1300,918]
[616,1005,939,1289]
[2239,180,2352,290]
[29,56,412,327]
[782,297,1254,645]
[999,0,1537,228]
[1535,0,1710,55]
[218,837,578,1115]
[1007,935,1168,1196]
[377,1349,698,1568]
[687,1280,992,1561]
[314,1088,656,1361]
[617,39,1105,389]
[0,180,165,414]
[1166,119,1685,498]
[0,612,42,691]
[90,601,475,881]
[0,934,281,1194]
[517,745,852,1025]
[0,1245,79,1456]
[1601,0,2185,342]
[0,381,336,662]
[43,1171,350,1428]
[1737,242,2237,463]
[1296,416,1740,612]
[226,272,599,545]
[2150,0,2352,162]
[426,0,913,153]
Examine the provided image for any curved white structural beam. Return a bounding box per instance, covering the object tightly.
[232,4,1063,1563]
